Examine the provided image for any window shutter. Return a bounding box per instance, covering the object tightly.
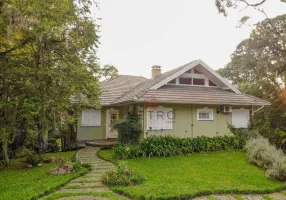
[147,107,173,130]
[82,109,101,126]
[232,109,249,128]
[91,110,101,126]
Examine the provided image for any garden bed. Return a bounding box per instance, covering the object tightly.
[99,150,285,199]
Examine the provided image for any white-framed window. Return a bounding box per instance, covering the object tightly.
[197,108,213,121]
[147,107,174,130]
[82,109,101,126]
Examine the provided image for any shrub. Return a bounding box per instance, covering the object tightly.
[17,148,43,166]
[245,137,286,181]
[72,160,81,172]
[101,162,145,186]
[49,156,74,175]
[46,139,60,153]
[139,135,183,157]
[113,108,142,144]
[114,145,140,159]
[114,135,245,159]
[26,151,43,166]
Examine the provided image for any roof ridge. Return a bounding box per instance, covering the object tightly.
[110,60,199,104]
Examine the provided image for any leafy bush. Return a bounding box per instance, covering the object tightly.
[139,135,183,157]
[114,145,141,159]
[113,108,142,144]
[55,156,67,169]
[72,160,81,172]
[245,137,286,181]
[46,139,60,153]
[114,135,245,159]
[101,162,145,186]
[16,147,43,166]
[26,151,43,166]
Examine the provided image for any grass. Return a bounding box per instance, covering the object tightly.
[98,150,285,199]
[0,151,89,200]
[42,192,127,200]
[262,196,274,200]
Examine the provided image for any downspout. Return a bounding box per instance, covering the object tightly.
[252,105,265,115]
[191,105,194,138]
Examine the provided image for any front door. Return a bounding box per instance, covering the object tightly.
[106,109,119,138]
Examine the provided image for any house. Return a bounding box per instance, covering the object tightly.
[77,60,270,142]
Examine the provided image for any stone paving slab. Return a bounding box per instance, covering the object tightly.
[83,174,104,178]
[212,195,237,200]
[57,196,110,200]
[268,193,286,200]
[237,195,263,200]
[72,177,102,182]
[57,188,109,193]
[67,182,104,187]
[193,197,209,200]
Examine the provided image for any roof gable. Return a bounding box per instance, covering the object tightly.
[150,60,241,94]
[108,60,269,106]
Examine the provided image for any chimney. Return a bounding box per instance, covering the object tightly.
[151,65,161,78]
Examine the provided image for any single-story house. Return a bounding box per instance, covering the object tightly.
[77,59,270,142]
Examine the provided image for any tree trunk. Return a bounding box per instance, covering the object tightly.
[2,141,9,166]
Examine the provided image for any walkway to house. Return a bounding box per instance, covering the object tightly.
[42,147,286,200]
[41,147,128,200]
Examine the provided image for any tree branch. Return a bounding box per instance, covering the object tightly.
[0,38,32,56]
[241,0,268,7]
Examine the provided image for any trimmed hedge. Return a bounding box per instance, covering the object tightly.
[114,135,245,159]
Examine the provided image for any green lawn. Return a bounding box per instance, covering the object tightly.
[0,151,89,200]
[98,150,285,199]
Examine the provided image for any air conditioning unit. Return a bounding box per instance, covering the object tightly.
[220,106,232,113]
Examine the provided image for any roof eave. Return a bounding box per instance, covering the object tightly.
[132,99,271,106]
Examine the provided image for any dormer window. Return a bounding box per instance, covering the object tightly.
[179,78,192,85]
[166,66,218,87]
[193,78,205,86]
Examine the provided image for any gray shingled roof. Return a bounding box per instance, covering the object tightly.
[134,85,271,106]
[101,75,146,105]
[112,60,198,104]
[102,60,270,106]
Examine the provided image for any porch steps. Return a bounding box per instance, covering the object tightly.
[85,139,119,148]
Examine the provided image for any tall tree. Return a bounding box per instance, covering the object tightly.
[217,14,286,149]
[215,0,286,17]
[101,64,119,81]
[0,0,101,165]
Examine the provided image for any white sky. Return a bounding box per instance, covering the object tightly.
[93,0,286,79]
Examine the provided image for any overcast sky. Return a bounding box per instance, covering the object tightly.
[93,0,286,79]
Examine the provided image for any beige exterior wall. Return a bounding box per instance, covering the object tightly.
[77,103,250,141]
[143,104,249,138]
[77,106,129,141]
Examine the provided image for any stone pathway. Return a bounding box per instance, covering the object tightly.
[42,147,128,200]
[193,192,286,200]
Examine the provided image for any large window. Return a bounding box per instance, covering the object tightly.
[82,109,101,126]
[147,107,174,130]
[197,108,213,121]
